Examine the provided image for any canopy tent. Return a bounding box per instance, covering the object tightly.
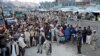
[70,7,87,13]
[77,9,86,13]
[72,6,100,13]
[71,7,80,12]
[38,9,48,12]
[57,8,72,12]
[86,7,100,13]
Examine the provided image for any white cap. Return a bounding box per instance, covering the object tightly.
[93,30,96,32]
[21,34,24,36]
[40,27,43,31]
[50,24,54,28]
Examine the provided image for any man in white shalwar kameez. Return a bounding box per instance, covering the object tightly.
[91,30,97,50]
[86,26,92,45]
[10,38,19,56]
[43,38,51,56]
[55,27,60,44]
[24,30,30,47]
[11,44,16,56]
[50,24,55,42]
[18,34,26,56]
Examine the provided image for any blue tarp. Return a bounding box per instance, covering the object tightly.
[0,16,3,20]
[0,20,5,26]
[6,18,16,25]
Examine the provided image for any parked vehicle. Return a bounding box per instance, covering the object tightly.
[0,15,3,20]
[0,7,6,32]
[14,11,25,19]
[0,20,6,31]
[3,11,11,17]
[6,18,17,25]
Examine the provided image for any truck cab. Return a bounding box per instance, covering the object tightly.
[0,7,6,32]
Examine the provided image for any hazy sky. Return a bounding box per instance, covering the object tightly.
[10,0,55,3]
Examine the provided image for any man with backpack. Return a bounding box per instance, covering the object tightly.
[0,34,7,56]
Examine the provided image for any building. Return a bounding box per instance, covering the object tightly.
[56,0,68,4]
[40,2,55,9]
[55,0,91,6]
[75,0,90,5]
[91,0,100,5]
[55,0,76,6]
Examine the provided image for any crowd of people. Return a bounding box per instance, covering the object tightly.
[0,11,98,56]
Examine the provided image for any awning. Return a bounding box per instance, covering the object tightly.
[57,8,72,12]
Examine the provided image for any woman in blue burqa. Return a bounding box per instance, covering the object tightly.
[64,24,71,42]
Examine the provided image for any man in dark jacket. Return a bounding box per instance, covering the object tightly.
[0,35,7,56]
[82,27,87,44]
[77,31,82,54]
[86,26,92,44]
[87,26,92,36]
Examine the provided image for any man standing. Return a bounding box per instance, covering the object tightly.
[0,35,7,56]
[77,31,82,54]
[91,30,97,50]
[55,26,60,44]
[43,37,52,56]
[82,27,87,44]
[37,28,45,54]
[50,24,55,42]
[24,29,30,47]
[30,29,35,46]
[10,38,19,56]
[18,34,26,56]
[86,26,92,44]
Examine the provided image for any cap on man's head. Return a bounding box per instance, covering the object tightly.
[40,27,43,31]
[93,30,96,33]
[21,34,24,36]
